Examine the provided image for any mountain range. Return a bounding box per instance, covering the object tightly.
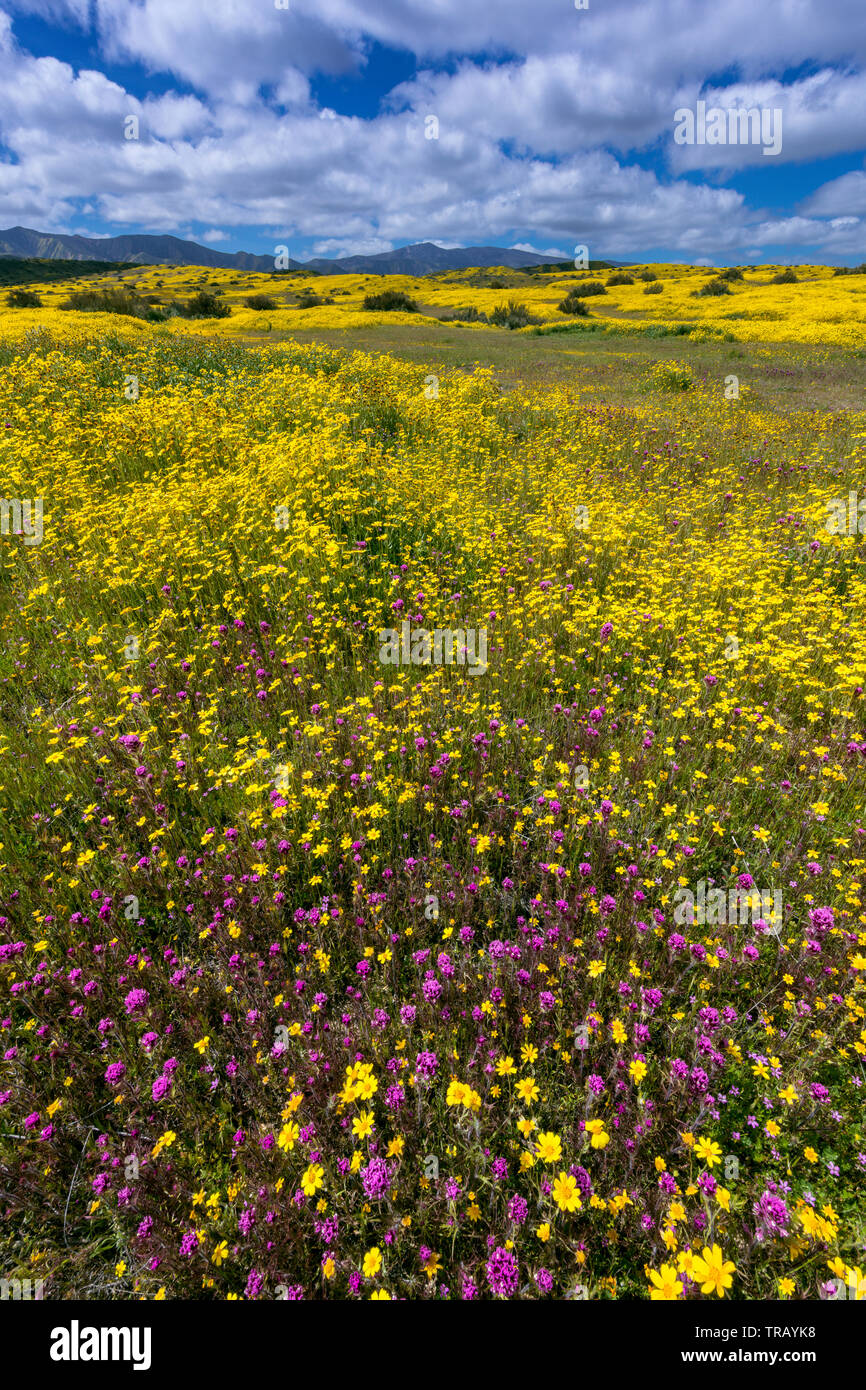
[0,226,577,275]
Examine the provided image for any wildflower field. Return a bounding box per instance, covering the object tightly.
[4,256,866,350]
[0,279,864,1303]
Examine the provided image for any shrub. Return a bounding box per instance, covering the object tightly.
[692,279,732,297]
[557,291,591,316]
[566,280,607,297]
[438,306,488,324]
[717,267,744,282]
[489,300,540,329]
[245,294,277,310]
[769,268,798,284]
[296,291,335,309]
[6,288,42,308]
[175,291,232,319]
[362,290,419,313]
[60,287,150,318]
[606,272,634,286]
[643,282,663,295]
[638,271,658,282]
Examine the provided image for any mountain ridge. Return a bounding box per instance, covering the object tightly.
[0,226,625,275]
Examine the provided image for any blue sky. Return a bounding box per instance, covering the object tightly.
[1,0,865,265]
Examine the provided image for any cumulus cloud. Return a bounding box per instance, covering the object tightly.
[801,170,866,217]
[0,0,863,257]
[66,0,866,86]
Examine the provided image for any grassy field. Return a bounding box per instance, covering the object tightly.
[271,321,866,410]
[0,273,864,1302]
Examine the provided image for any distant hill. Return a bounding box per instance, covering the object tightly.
[518,259,628,274]
[300,242,564,275]
[0,226,608,276]
[0,227,283,271]
[0,256,126,286]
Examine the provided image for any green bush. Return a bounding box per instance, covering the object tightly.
[692,279,732,297]
[60,287,151,318]
[296,291,334,309]
[606,272,634,286]
[557,291,591,316]
[643,282,663,295]
[175,291,232,319]
[362,290,419,313]
[489,300,540,329]
[438,306,488,324]
[769,268,798,284]
[638,271,658,282]
[717,267,744,282]
[245,294,277,310]
[6,288,42,308]
[566,280,607,297]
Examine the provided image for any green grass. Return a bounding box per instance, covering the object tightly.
[257,321,866,411]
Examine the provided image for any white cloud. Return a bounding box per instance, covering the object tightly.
[0,0,864,258]
[801,170,866,217]
[310,234,393,256]
[74,0,866,87]
[668,70,866,171]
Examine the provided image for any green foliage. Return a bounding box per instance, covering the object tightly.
[362,290,419,313]
[641,322,695,338]
[557,290,591,316]
[566,280,607,297]
[643,357,694,391]
[174,291,232,319]
[0,256,125,286]
[59,287,155,319]
[692,278,732,297]
[489,299,540,329]
[438,305,489,324]
[531,320,607,335]
[6,288,42,308]
[296,291,335,309]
